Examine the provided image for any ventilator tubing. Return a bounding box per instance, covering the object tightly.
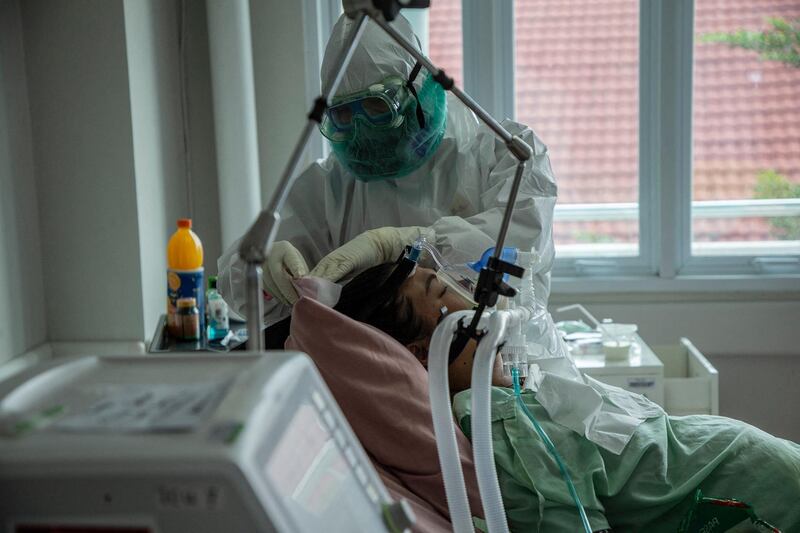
[471,311,511,533]
[428,309,481,533]
[427,250,541,533]
[467,254,539,533]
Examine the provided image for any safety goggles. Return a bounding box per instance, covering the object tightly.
[320,77,410,141]
[320,63,427,141]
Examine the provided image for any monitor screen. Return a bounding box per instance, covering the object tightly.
[264,401,379,530]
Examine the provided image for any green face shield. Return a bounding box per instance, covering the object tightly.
[326,71,447,182]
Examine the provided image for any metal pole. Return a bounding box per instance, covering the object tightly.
[245,263,264,351]
[494,161,527,252]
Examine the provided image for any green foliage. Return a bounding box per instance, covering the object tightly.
[753,170,800,240]
[703,16,800,240]
[700,17,800,68]
[754,169,800,199]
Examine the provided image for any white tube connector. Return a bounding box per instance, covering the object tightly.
[501,251,538,376]
[500,301,529,379]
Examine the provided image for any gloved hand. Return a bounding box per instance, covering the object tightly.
[309,226,433,282]
[262,240,309,305]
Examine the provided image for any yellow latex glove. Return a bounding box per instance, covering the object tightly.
[262,240,309,305]
[309,226,433,282]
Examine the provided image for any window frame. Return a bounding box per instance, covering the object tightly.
[304,0,800,291]
[462,0,800,288]
[302,0,342,162]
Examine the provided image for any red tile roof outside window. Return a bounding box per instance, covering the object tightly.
[427,0,463,88]
[514,0,640,249]
[428,0,800,250]
[693,0,800,247]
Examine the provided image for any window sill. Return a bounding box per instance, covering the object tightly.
[551,274,800,299]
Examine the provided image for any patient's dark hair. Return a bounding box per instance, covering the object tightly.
[335,263,427,346]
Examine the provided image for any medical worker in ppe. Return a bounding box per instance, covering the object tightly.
[218,13,662,453]
[218,12,557,328]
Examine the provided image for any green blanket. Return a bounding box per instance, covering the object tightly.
[453,387,800,532]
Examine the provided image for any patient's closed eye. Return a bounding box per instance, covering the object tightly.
[425,272,435,295]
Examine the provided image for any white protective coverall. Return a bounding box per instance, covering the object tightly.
[218,13,557,327]
[217,14,662,454]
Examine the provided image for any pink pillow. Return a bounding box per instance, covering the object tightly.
[286,296,484,526]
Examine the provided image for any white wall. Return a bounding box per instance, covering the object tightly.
[8,0,221,347]
[0,0,47,363]
[184,1,222,274]
[21,0,145,342]
[250,0,314,204]
[123,0,222,337]
[124,0,189,340]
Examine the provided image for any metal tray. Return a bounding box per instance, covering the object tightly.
[148,314,246,353]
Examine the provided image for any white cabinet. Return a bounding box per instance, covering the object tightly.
[573,333,665,406]
[653,338,719,416]
[573,335,719,416]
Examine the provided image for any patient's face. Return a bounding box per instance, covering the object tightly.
[402,267,473,329]
[401,267,511,391]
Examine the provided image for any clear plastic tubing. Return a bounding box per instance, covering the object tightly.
[511,367,592,533]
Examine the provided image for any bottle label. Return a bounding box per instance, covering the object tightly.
[207,299,230,332]
[167,268,204,338]
[180,310,201,341]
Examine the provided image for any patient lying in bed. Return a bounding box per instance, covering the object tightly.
[333,263,800,532]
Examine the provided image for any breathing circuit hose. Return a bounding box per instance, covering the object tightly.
[511,367,593,533]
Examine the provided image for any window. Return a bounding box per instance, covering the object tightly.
[311,1,800,285]
[427,0,463,88]
[692,0,800,259]
[514,0,640,259]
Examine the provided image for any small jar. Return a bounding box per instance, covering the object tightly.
[601,320,638,360]
[177,297,200,341]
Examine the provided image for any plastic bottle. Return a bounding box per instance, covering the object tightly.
[167,219,204,339]
[177,297,201,341]
[206,276,230,342]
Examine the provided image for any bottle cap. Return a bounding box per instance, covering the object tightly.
[177,218,192,229]
[208,275,217,290]
[177,297,197,308]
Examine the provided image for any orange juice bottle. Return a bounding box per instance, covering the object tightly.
[167,219,204,339]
